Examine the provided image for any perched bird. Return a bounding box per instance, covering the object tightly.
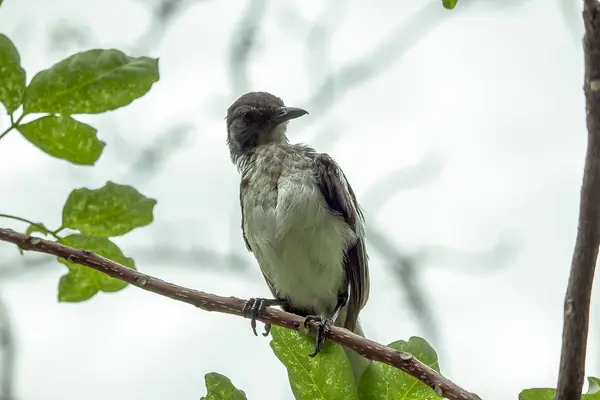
[226,91,370,379]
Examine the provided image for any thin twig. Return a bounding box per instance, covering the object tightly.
[0,227,481,400]
[0,114,25,143]
[0,127,12,143]
[0,214,60,240]
[556,1,600,399]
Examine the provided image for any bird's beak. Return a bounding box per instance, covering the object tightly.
[271,106,309,125]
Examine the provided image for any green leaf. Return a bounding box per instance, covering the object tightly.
[23,49,159,115]
[358,336,441,400]
[442,0,458,9]
[518,389,555,400]
[0,34,26,113]
[199,373,247,400]
[270,326,359,400]
[589,377,600,395]
[57,234,135,302]
[16,115,105,165]
[26,223,50,236]
[519,378,600,400]
[62,181,156,237]
[20,223,50,255]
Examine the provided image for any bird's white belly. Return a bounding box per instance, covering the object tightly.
[244,180,356,314]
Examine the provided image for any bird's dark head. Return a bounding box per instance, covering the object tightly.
[226,91,308,167]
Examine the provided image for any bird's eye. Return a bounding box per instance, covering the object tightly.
[241,112,254,123]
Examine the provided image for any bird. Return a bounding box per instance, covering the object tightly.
[225,91,370,380]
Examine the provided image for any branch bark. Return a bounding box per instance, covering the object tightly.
[556,2,600,399]
[0,227,481,400]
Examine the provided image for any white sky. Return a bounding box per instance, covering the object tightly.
[0,0,595,399]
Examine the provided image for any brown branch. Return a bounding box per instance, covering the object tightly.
[0,227,481,400]
[556,2,600,399]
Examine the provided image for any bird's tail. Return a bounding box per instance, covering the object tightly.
[344,320,371,383]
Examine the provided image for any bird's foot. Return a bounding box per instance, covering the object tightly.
[303,315,334,357]
[242,298,283,337]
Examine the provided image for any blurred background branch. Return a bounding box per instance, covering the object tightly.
[0,294,15,400]
[131,0,209,54]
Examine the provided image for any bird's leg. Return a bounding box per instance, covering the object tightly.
[243,298,288,337]
[303,315,333,357]
[303,292,348,357]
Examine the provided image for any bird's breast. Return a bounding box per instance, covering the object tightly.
[242,171,356,315]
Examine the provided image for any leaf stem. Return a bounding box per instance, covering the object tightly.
[0,113,24,142]
[0,125,13,142]
[0,214,60,240]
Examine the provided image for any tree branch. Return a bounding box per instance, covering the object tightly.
[0,227,481,400]
[556,1,600,399]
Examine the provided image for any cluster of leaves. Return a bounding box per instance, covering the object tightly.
[200,329,600,400]
[0,35,158,164]
[0,32,158,301]
[30,182,156,301]
[202,329,443,400]
[520,378,600,400]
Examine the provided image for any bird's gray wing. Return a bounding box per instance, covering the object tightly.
[314,153,370,332]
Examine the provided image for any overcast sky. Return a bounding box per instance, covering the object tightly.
[0,0,595,399]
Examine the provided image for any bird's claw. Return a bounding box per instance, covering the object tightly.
[242,298,272,337]
[303,315,333,357]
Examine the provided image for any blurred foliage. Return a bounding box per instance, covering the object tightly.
[443,0,458,9]
[520,377,600,399]
[48,21,92,54]
[200,373,247,400]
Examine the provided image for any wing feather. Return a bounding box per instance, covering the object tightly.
[239,183,252,253]
[314,153,370,331]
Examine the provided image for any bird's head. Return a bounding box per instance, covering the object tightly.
[226,91,308,166]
